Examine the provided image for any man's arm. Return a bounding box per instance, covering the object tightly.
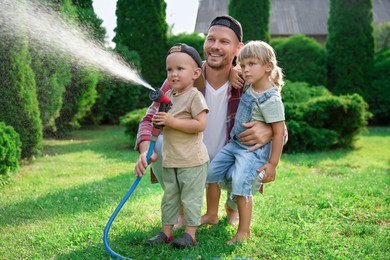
[134,80,172,177]
[238,121,288,152]
[134,80,172,152]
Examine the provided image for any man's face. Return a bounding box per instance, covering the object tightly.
[204,25,242,70]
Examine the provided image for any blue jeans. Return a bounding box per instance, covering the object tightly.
[207,137,271,197]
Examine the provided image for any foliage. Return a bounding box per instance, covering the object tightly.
[31,49,72,133]
[365,48,390,125]
[326,0,375,96]
[229,0,270,42]
[53,68,100,136]
[83,45,143,125]
[71,0,106,43]
[374,22,390,52]
[114,0,168,108]
[120,107,148,139]
[283,81,370,152]
[167,33,206,60]
[0,34,42,158]
[272,35,327,87]
[0,122,21,176]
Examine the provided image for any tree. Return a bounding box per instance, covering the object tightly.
[51,0,105,135]
[0,34,42,158]
[326,0,375,96]
[114,0,168,107]
[229,0,270,42]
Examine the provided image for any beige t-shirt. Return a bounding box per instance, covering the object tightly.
[162,87,209,168]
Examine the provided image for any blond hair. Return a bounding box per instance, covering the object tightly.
[237,41,284,89]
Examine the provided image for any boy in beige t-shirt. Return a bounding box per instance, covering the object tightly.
[147,43,209,249]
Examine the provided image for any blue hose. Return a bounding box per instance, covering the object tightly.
[103,141,156,259]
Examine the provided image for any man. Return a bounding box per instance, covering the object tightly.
[134,15,275,227]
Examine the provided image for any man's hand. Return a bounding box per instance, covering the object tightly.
[134,141,158,177]
[238,121,272,152]
[229,65,244,89]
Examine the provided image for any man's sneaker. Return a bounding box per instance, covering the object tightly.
[171,232,196,249]
[146,231,172,245]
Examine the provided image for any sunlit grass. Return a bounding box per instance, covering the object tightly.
[1,126,389,259]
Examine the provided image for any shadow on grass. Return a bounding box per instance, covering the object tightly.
[0,173,160,228]
[43,125,134,164]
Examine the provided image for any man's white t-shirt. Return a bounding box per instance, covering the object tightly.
[203,81,229,161]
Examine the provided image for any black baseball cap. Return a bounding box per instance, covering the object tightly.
[209,15,243,42]
[167,43,203,68]
[167,43,205,89]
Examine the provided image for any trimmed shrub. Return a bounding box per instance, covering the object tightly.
[374,22,390,52]
[53,68,100,136]
[0,122,21,176]
[301,94,370,148]
[83,45,143,125]
[272,35,327,86]
[0,36,42,158]
[229,0,271,42]
[115,0,168,107]
[120,108,148,140]
[283,81,370,152]
[168,33,205,60]
[326,0,375,96]
[366,48,390,125]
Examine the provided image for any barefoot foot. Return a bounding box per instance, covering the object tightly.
[200,214,218,225]
[227,232,251,245]
[225,203,239,226]
[173,214,186,230]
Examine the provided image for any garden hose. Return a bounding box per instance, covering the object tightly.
[103,89,170,259]
[103,140,156,259]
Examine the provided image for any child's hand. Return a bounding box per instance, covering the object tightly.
[152,112,175,127]
[229,65,244,89]
[258,163,276,183]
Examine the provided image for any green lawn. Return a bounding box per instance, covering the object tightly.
[0,125,389,259]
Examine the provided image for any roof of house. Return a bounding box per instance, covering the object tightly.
[195,0,390,36]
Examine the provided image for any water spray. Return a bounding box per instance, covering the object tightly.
[103,89,171,259]
[0,0,153,90]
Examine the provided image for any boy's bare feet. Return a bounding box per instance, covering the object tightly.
[200,213,218,225]
[173,214,186,230]
[225,203,239,226]
[227,231,251,245]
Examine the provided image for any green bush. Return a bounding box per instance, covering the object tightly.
[0,122,21,176]
[374,22,390,52]
[53,68,100,136]
[0,36,42,158]
[167,33,205,60]
[283,82,370,152]
[272,35,327,86]
[365,48,390,125]
[285,120,338,152]
[229,0,271,42]
[120,107,148,140]
[326,0,374,96]
[302,94,370,147]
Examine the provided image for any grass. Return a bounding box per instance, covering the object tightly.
[0,125,389,259]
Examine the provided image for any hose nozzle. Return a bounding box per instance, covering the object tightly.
[149,89,171,105]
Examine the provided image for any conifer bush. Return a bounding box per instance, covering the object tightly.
[120,108,148,139]
[0,122,21,176]
[272,35,327,87]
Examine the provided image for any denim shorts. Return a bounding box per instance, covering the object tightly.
[207,138,271,197]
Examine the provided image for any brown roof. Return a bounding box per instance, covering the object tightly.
[195,0,390,36]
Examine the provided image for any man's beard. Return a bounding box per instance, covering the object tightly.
[206,58,228,70]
